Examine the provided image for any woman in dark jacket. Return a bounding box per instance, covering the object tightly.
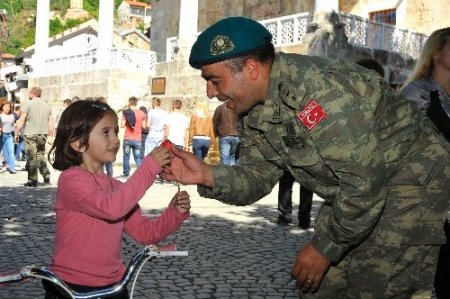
[400,27,450,299]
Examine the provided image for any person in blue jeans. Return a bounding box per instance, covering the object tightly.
[188,101,215,161]
[120,96,147,177]
[1,101,17,173]
[213,103,240,165]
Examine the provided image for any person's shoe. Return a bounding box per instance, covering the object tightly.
[275,216,292,226]
[7,169,16,174]
[44,177,51,185]
[24,181,38,187]
[298,219,311,230]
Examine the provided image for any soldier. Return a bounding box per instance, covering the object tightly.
[163,17,450,298]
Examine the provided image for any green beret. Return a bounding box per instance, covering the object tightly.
[189,17,272,69]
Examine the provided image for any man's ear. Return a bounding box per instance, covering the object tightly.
[70,140,85,153]
[243,59,259,80]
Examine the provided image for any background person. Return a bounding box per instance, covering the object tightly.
[355,57,385,78]
[164,16,450,298]
[276,171,313,229]
[0,101,16,173]
[145,97,167,156]
[13,105,26,161]
[14,86,53,187]
[166,99,189,150]
[400,27,450,299]
[188,101,215,161]
[45,100,190,298]
[120,96,146,178]
[139,106,149,159]
[212,102,240,165]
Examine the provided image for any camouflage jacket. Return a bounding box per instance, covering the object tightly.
[198,52,450,262]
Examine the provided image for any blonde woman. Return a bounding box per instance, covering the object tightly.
[401,27,450,139]
[188,101,215,160]
[400,27,450,299]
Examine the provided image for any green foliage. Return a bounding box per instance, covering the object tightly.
[0,0,132,55]
[51,0,71,14]
[49,18,64,36]
[65,18,83,28]
[0,0,35,14]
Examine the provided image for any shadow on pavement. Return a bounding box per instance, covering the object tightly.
[0,185,317,298]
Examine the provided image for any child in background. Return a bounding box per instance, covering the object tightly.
[45,100,190,299]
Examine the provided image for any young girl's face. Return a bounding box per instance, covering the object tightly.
[2,103,11,114]
[81,112,120,169]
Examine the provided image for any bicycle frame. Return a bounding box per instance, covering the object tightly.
[0,244,188,299]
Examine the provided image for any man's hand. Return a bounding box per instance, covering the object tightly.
[162,147,214,187]
[291,241,331,293]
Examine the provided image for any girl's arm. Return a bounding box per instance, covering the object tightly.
[124,191,190,244]
[58,154,164,221]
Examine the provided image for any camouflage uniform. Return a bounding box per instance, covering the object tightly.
[198,53,450,298]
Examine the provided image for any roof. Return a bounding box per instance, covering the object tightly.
[0,53,15,59]
[19,19,152,59]
[124,0,151,8]
[20,19,98,58]
[120,28,150,44]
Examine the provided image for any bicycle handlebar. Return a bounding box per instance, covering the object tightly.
[0,244,188,299]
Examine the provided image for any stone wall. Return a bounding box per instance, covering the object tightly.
[28,69,151,111]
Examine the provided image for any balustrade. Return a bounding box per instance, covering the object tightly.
[43,48,157,76]
[166,12,427,61]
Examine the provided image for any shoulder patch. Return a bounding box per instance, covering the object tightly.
[297,100,326,129]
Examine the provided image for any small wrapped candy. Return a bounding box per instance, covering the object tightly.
[161,139,173,150]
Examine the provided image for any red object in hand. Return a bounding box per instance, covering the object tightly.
[161,139,173,150]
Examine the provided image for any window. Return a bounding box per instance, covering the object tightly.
[130,7,144,17]
[369,9,396,25]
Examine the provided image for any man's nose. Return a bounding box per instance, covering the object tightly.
[206,81,218,99]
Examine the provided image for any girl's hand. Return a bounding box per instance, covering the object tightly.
[149,145,171,167]
[172,190,191,214]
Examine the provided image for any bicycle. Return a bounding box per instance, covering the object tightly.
[0,244,188,298]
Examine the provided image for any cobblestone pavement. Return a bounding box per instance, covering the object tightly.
[0,163,322,298]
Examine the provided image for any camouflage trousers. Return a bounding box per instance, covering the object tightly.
[300,242,438,299]
[25,134,51,183]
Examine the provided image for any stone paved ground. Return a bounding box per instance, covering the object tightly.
[0,163,322,298]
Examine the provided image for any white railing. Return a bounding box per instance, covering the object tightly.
[339,13,426,58]
[261,12,312,47]
[166,12,427,61]
[42,48,157,76]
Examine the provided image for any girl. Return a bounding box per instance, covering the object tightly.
[0,101,16,173]
[45,100,190,299]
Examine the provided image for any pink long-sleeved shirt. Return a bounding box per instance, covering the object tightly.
[50,156,189,286]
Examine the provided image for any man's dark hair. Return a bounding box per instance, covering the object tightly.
[128,96,139,106]
[355,57,385,78]
[173,99,182,110]
[225,43,276,73]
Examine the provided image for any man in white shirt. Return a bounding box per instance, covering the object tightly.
[166,100,189,150]
[144,97,167,156]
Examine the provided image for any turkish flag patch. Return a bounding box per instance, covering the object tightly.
[297,100,327,129]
